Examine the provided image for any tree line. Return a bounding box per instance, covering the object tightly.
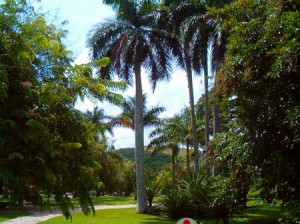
[0,0,299,223]
[89,0,300,222]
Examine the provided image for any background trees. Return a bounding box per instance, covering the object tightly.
[213,0,300,221]
[0,0,123,219]
[111,94,165,130]
[1,0,299,222]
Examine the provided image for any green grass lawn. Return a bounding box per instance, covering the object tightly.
[0,196,135,222]
[0,211,31,222]
[0,196,282,224]
[230,205,282,224]
[72,195,136,206]
[39,205,282,224]
[39,208,174,224]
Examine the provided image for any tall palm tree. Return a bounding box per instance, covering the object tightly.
[209,2,229,136]
[148,117,181,188]
[179,2,212,169]
[88,0,181,213]
[111,94,166,130]
[175,0,230,173]
[182,41,201,172]
[151,3,204,172]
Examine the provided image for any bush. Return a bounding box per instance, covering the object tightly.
[160,172,240,224]
[145,179,163,207]
[279,200,300,224]
[159,189,190,219]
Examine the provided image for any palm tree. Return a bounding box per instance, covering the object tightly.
[179,2,212,170]
[111,94,165,130]
[148,117,181,188]
[209,3,229,136]
[88,0,181,213]
[151,3,204,172]
[178,108,193,173]
[175,0,231,173]
[85,106,114,141]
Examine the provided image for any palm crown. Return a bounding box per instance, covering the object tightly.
[88,1,181,89]
[111,94,166,130]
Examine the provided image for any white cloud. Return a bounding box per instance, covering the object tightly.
[74,48,90,65]
[112,128,135,149]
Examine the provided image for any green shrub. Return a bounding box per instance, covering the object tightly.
[160,173,240,224]
[279,200,300,224]
[145,179,163,207]
[159,189,190,219]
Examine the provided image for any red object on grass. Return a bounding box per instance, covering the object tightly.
[183,219,191,224]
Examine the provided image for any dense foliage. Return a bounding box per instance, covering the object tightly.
[1,0,299,223]
[212,0,300,222]
[0,0,124,219]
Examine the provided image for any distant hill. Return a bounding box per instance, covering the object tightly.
[116,148,172,171]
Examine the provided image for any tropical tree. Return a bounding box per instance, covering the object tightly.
[93,142,135,196]
[214,0,300,221]
[179,2,213,173]
[177,108,193,173]
[148,116,184,188]
[150,2,203,172]
[0,0,124,219]
[88,0,181,213]
[85,106,114,141]
[111,94,165,130]
[173,0,231,173]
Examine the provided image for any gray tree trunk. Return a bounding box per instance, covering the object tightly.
[134,62,147,213]
[213,65,222,136]
[171,147,177,189]
[203,51,210,175]
[186,142,191,174]
[184,48,199,172]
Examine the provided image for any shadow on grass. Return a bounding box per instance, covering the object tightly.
[231,206,282,224]
[72,196,136,206]
[0,210,31,222]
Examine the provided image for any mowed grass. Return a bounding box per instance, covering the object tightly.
[72,195,136,206]
[230,205,282,224]
[39,208,174,224]
[0,211,31,222]
[39,205,281,224]
[0,196,135,222]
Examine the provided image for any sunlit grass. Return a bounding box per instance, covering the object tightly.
[39,204,282,224]
[0,196,136,222]
[71,196,136,206]
[39,208,173,224]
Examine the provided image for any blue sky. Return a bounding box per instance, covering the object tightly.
[7,0,206,148]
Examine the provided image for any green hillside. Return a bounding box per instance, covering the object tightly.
[116,148,172,171]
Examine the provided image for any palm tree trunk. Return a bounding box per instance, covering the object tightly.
[214,100,222,135]
[213,65,222,136]
[134,62,147,213]
[203,49,210,175]
[186,142,191,174]
[172,148,177,189]
[184,48,199,172]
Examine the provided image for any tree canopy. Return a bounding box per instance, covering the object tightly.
[0,0,124,219]
[212,0,300,221]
